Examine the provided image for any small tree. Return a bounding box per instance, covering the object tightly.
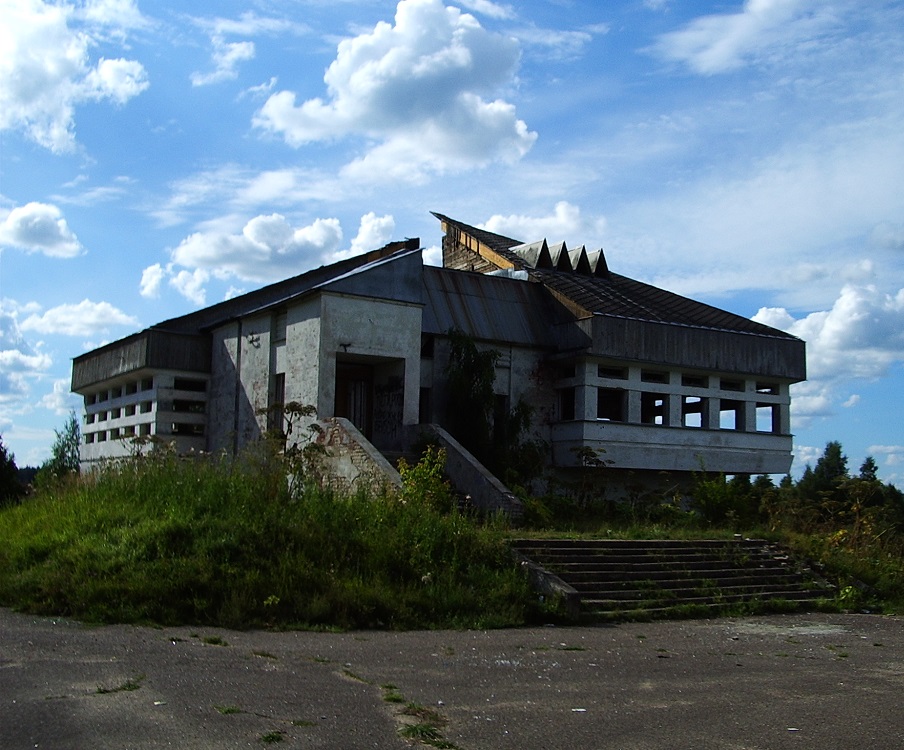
[40,411,81,481]
[0,435,24,506]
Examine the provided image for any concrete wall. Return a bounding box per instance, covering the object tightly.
[318,293,422,447]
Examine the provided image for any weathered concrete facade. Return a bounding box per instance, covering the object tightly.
[72,215,805,494]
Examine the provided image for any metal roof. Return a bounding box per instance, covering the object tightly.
[422,266,566,347]
[435,215,800,342]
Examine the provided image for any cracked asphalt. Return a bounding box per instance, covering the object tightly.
[1,607,902,749]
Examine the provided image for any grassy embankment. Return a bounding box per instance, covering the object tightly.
[0,445,533,630]
[2,442,902,627]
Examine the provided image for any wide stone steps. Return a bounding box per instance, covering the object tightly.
[512,538,835,619]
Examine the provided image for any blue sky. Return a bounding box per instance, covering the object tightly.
[1,0,903,481]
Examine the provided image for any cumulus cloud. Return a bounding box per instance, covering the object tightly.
[0,0,148,152]
[254,0,536,181]
[169,269,210,307]
[481,201,607,247]
[0,304,52,404]
[650,0,841,74]
[39,378,78,415]
[754,283,904,423]
[20,300,138,337]
[171,214,344,286]
[326,212,395,262]
[139,263,165,298]
[162,212,400,300]
[0,202,84,257]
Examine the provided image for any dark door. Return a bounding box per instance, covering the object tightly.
[335,363,373,438]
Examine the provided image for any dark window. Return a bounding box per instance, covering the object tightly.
[559,387,576,421]
[172,423,205,436]
[597,388,625,421]
[173,378,206,393]
[420,334,435,359]
[682,396,704,428]
[173,399,206,414]
[641,393,667,425]
[641,370,668,384]
[682,374,707,388]
[268,373,286,433]
[598,365,627,380]
[720,378,743,392]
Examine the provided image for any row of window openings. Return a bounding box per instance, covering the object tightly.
[85,398,207,423]
[85,377,207,405]
[85,422,205,443]
[560,388,781,433]
[559,364,780,395]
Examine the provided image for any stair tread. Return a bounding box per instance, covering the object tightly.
[514,537,833,620]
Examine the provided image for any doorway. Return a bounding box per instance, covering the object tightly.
[335,362,373,438]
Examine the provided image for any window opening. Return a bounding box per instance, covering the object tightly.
[641,392,668,425]
[558,387,576,421]
[597,388,626,421]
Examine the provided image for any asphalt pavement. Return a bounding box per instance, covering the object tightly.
[1,607,902,749]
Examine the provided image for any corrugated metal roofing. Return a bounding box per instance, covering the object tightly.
[435,215,800,341]
[422,266,564,347]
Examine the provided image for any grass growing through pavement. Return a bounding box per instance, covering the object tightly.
[0,445,532,630]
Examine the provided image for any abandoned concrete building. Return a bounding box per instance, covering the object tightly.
[71,213,806,504]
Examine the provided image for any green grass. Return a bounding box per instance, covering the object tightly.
[0,447,533,630]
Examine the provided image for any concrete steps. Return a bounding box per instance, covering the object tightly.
[512,538,835,620]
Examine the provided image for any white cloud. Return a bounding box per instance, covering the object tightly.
[456,0,515,20]
[842,394,860,408]
[20,300,139,337]
[481,201,607,247]
[191,38,255,87]
[650,0,840,75]
[39,378,77,415]
[169,268,210,306]
[254,0,535,181]
[754,283,904,425]
[871,222,904,251]
[190,12,309,87]
[171,214,344,284]
[0,202,84,257]
[85,57,149,103]
[0,0,148,152]
[755,285,904,383]
[0,304,52,404]
[512,26,596,61]
[869,445,904,467]
[139,263,165,298]
[327,212,395,262]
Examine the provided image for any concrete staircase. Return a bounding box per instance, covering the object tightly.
[512,538,836,620]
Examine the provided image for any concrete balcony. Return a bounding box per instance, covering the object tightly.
[551,420,794,475]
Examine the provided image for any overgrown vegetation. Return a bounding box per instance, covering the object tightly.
[443,329,546,487]
[520,441,904,613]
[0,441,532,630]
